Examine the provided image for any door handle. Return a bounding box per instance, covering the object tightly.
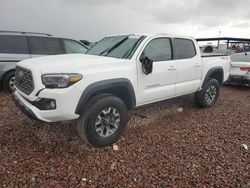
[168,66,176,71]
[194,64,201,67]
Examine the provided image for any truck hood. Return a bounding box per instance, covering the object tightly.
[17,54,126,74]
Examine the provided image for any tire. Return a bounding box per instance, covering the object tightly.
[3,71,16,93]
[77,94,128,147]
[195,79,220,108]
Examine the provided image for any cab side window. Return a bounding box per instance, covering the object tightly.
[172,38,196,59]
[63,39,88,54]
[143,38,172,62]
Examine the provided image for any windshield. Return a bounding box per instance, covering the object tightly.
[86,35,146,59]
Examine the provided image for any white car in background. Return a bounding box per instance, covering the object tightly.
[229,52,250,85]
[0,31,89,93]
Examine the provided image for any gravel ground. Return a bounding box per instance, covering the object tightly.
[0,86,249,187]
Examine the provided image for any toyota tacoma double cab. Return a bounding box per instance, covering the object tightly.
[13,33,230,147]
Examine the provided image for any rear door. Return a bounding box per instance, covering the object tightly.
[172,38,202,95]
[137,37,177,105]
[28,36,65,58]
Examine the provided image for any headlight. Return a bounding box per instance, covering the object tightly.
[41,74,82,88]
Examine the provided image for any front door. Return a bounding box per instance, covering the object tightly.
[137,37,177,105]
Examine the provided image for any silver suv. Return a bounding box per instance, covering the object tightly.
[0,31,89,92]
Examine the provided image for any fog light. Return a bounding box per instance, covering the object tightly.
[50,101,56,109]
[30,98,57,110]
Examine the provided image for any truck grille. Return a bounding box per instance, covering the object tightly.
[15,66,34,95]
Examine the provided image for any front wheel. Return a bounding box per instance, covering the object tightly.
[195,79,220,108]
[77,94,128,147]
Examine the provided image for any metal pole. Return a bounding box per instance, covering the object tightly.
[217,31,221,49]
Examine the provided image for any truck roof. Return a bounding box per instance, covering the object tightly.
[108,33,195,40]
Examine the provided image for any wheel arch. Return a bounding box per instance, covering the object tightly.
[203,67,224,87]
[75,78,136,114]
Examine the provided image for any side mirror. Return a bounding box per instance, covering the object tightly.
[140,53,153,75]
[245,52,248,56]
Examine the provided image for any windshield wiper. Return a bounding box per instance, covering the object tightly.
[99,36,129,56]
[122,36,144,59]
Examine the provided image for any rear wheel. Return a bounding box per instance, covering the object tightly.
[195,79,220,108]
[77,94,128,147]
[3,71,16,93]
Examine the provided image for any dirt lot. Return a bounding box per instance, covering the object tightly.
[0,86,249,187]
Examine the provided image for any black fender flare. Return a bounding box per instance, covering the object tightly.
[75,78,136,114]
[202,67,224,87]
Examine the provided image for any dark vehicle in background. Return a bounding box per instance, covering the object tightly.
[0,31,89,92]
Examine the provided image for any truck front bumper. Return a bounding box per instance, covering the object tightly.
[12,93,41,121]
[13,87,81,122]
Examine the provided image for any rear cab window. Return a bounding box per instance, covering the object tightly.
[28,36,65,55]
[0,35,29,54]
[172,38,196,59]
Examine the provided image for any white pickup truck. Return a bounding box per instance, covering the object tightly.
[13,33,231,147]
